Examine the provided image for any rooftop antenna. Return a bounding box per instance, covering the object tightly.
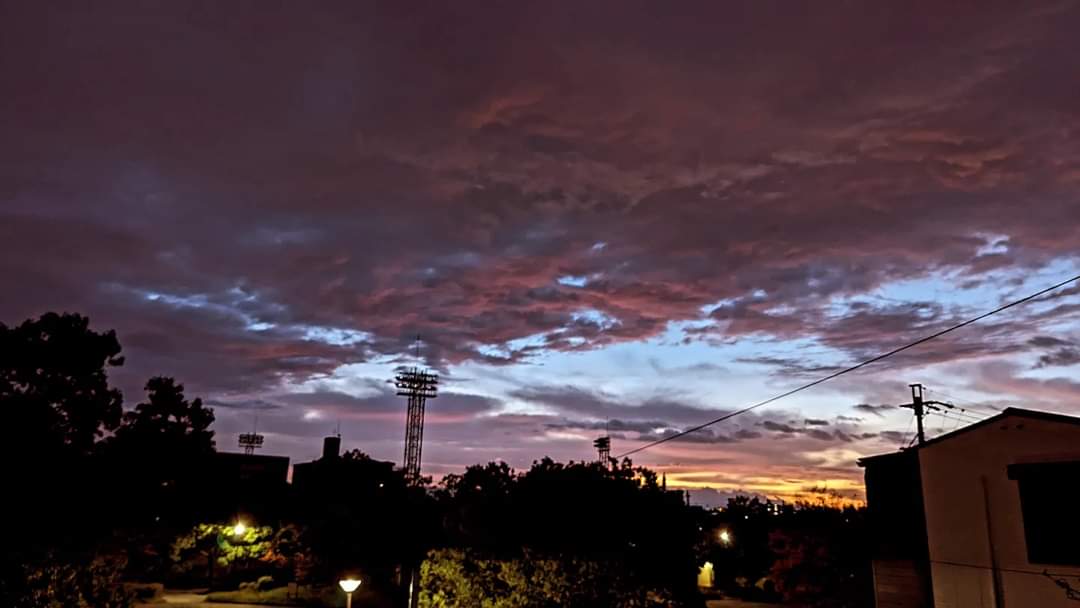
[396,335,438,486]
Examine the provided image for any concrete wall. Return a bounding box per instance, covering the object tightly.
[918,415,1080,608]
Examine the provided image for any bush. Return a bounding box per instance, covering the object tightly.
[418,548,674,608]
[5,552,134,608]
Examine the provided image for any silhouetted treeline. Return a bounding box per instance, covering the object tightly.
[426,459,701,606]
[1,312,870,608]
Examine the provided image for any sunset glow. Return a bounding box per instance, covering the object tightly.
[3,2,1080,508]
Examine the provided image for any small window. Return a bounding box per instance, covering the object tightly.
[1008,461,1080,566]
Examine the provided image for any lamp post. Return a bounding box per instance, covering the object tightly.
[339,578,361,608]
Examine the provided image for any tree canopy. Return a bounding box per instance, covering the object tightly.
[115,376,215,453]
[0,312,124,456]
[432,458,700,606]
[0,313,220,607]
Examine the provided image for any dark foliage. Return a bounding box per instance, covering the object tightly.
[104,377,217,529]
[767,505,873,608]
[0,312,124,457]
[697,496,872,607]
[0,313,218,606]
[2,553,133,608]
[435,458,701,606]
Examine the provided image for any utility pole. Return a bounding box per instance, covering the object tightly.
[902,384,929,445]
[900,383,956,446]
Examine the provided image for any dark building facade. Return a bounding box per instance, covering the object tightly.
[858,408,1080,608]
[201,451,290,520]
[292,435,398,494]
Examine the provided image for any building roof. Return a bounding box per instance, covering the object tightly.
[858,407,1080,467]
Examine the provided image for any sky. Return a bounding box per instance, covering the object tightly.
[3,1,1080,506]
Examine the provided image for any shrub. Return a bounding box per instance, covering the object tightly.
[418,548,671,608]
[9,552,134,608]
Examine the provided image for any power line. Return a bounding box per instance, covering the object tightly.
[923,387,999,417]
[898,415,916,449]
[616,272,1080,459]
[932,410,978,427]
[929,406,983,423]
[931,404,992,426]
[950,410,985,422]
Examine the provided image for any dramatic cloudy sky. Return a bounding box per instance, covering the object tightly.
[4,1,1080,505]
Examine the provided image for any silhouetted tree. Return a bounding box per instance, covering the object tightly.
[766,504,871,608]
[704,496,782,596]
[0,313,222,606]
[429,458,701,606]
[438,461,515,550]
[0,312,124,456]
[104,376,217,551]
[0,313,128,606]
[116,376,215,453]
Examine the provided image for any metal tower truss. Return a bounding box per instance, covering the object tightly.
[395,368,438,485]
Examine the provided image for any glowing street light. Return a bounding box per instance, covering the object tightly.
[233,521,247,536]
[718,529,732,545]
[339,578,362,608]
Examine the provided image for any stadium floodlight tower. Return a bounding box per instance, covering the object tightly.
[238,417,264,455]
[396,365,439,486]
[594,435,611,468]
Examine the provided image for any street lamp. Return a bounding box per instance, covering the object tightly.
[718,529,732,545]
[233,521,246,536]
[339,578,362,608]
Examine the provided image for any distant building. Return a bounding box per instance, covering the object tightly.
[291,434,343,487]
[211,451,290,486]
[200,450,290,520]
[292,435,400,495]
[858,407,1080,608]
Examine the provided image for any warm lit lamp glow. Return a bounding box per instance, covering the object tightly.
[339,578,362,593]
[233,521,246,536]
[719,530,731,545]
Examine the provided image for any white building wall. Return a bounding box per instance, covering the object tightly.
[918,415,1080,608]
